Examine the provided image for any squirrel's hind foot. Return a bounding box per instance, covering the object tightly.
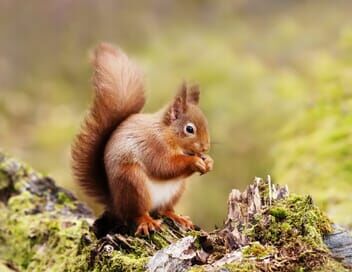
[161,210,194,230]
[135,214,162,236]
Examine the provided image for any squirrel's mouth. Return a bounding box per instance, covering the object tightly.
[183,150,205,158]
[183,150,196,156]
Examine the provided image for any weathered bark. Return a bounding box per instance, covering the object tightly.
[0,152,351,271]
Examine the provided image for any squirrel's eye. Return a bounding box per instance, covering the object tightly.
[184,123,196,135]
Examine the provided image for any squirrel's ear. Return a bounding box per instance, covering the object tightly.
[163,83,187,125]
[187,84,200,105]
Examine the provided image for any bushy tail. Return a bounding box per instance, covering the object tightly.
[71,43,145,205]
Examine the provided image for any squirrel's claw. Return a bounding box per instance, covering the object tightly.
[135,214,161,236]
[175,216,194,229]
[193,157,207,175]
[193,154,214,175]
[162,210,194,230]
[202,154,214,173]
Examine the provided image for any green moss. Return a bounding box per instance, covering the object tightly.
[244,194,332,271]
[149,232,171,249]
[0,206,95,271]
[248,195,332,247]
[313,259,350,272]
[7,191,38,213]
[56,191,72,205]
[191,186,337,272]
[188,266,206,272]
[269,207,288,220]
[242,242,276,258]
[0,171,8,190]
[88,251,147,272]
[0,153,97,271]
[222,261,257,272]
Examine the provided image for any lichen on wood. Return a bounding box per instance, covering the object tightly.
[0,152,351,271]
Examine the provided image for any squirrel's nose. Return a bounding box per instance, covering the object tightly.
[201,144,209,153]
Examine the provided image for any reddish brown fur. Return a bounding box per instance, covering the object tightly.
[72,43,213,235]
[108,164,151,222]
[71,43,145,205]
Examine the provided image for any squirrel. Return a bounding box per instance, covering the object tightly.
[71,43,213,236]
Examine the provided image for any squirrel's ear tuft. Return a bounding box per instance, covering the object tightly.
[163,83,188,125]
[187,84,200,105]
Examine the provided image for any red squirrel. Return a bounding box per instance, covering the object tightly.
[72,43,213,236]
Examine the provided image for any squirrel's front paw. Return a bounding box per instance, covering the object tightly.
[193,154,213,175]
[201,154,214,173]
[192,156,208,174]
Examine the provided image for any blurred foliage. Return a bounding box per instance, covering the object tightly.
[1,0,352,229]
[273,28,352,227]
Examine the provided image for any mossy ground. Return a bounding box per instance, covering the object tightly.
[214,179,349,271]
[186,180,349,272]
[238,193,347,271]
[248,195,332,247]
[0,154,93,271]
[0,153,153,271]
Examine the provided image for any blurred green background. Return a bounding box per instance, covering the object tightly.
[1,0,352,230]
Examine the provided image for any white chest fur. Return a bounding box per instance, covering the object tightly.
[146,179,183,210]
